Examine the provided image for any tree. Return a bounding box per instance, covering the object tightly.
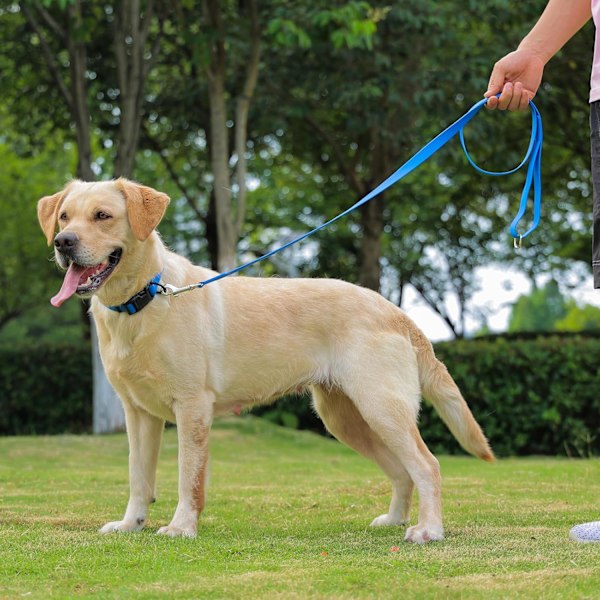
[5,0,171,432]
[555,301,600,332]
[260,1,399,290]
[508,280,568,333]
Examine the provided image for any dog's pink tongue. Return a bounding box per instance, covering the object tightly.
[51,263,93,307]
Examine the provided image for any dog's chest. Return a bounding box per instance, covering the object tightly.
[103,343,177,421]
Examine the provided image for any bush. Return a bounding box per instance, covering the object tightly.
[0,341,92,435]
[425,334,600,457]
[255,333,600,457]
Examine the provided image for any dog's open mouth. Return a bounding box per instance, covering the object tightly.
[51,249,122,307]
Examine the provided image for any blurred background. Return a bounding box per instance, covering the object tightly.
[1,0,599,455]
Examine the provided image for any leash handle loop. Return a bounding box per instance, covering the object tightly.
[459,100,543,241]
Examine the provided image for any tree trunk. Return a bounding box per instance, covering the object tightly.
[208,74,237,272]
[206,191,219,270]
[113,0,159,177]
[91,318,125,433]
[203,0,261,273]
[358,199,383,291]
[358,131,386,291]
[204,0,236,272]
[233,0,261,237]
[24,0,163,433]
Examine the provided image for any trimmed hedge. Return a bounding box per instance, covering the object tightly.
[2,334,599,457]
[0,342,92,435]
[426,334,600,457]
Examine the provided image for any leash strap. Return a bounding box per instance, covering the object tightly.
[161,96,543,296]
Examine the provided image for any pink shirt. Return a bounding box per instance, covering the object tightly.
[592,0,600,101]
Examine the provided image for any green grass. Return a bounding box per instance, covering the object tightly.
[1,417,599,599]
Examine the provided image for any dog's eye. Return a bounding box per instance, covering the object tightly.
[59,212,68,222]
[95,211,112,221]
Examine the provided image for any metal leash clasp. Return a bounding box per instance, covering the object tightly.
[157,282,203,297]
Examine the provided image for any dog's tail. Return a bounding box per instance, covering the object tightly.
[411,328,495,462]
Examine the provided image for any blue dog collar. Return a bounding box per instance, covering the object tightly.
[108,273,162,315]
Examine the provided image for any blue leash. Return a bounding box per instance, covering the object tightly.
[161,96,543,296]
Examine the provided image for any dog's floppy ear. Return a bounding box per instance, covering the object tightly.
[38,189,67,246]
[116,178,171,241]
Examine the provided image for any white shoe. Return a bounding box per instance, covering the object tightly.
[569,521,600,543]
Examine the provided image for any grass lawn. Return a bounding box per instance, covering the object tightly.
[1,417,599,599]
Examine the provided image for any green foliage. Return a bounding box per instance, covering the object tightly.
[253,391,322,433]
[39,0,74,9]
[0,299,85,345]
[0,341,92,435]
[555,300,600,332]
[0,120,75,331]
[267,18,312,49]
[507,280,600,334]
[508,280,568,333]
[267,2,380,50]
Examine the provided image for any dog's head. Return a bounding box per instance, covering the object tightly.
[38,178,170,306]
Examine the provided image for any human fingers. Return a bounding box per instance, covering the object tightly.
[517,89,531,111]
[506,82,527,111]
[496,83,514,110]
[486,82,531,111]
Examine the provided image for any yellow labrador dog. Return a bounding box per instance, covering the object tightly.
[38,178,493,543]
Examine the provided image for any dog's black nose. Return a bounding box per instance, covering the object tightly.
[54,231,79,253]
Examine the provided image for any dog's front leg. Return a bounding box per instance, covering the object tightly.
[100,401,164,534]
[157,402,212,538]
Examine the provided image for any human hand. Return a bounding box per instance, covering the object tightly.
[484,49,545,111]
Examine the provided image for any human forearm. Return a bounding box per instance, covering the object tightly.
[518,0,591,64]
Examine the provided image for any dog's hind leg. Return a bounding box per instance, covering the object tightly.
[349,394,443,543]
[338,334,444,543]
[157,400,212,538]
[311,385,414,527]
[100,400,164,534]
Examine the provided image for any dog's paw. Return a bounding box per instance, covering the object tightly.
[156,524,197,538]
[99,519,145,534]
[369,513,408,527]
[404,523,444,544]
